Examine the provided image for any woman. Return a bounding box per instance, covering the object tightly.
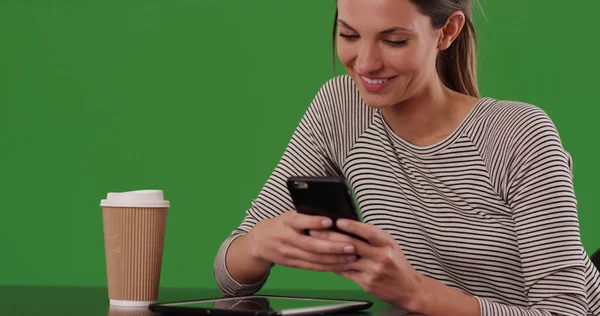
[213,0,600,315]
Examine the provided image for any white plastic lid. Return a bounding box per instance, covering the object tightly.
[100,190,170,208]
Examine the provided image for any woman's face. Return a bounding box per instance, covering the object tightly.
[336,0,443,108]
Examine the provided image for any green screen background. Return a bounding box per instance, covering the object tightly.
[1,0,599,291]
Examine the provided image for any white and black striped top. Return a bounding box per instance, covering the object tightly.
[213,75,600,316]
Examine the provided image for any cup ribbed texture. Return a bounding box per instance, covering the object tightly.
[102,207,168,302]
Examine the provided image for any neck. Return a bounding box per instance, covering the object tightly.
[381,77,478,147]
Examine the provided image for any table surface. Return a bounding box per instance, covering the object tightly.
[0,286,417,316]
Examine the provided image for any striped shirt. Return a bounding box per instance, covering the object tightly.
[213,75,600,316]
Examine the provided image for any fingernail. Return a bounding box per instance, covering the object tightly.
[321,219,332,227]
[309,230,320,237]
[343,245,354,253]
[346,255,357,262]
[337,219,349,228]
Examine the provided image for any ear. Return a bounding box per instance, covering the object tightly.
[437,11,466,50]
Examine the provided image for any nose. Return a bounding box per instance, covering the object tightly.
[355,42,384,74]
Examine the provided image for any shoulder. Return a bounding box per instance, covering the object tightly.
[302,75,377,164]
[303,75,375,133]
[315,74,358,98]
[482,98,571,170]
[475,98,562,145]
[469,97,570,167]
[309,75,371,116]
[479,98,553,127]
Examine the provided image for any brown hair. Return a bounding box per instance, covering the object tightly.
[332,0,480,98]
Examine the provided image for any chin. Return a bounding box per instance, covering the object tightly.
[361,98,392,109]
[358,91,402,109]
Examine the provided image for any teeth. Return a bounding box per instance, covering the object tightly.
[361,76,388,85]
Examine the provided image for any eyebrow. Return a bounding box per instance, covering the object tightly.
[337,19,413,34]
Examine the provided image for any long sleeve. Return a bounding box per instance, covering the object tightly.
[213,78,345,296]
[475,108,587,315]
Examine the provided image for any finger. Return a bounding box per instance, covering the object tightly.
[280,258,338,272]
[279,245,358,265]
[336,270,365,286]
[283,212,333,231]
[290,233,357,255]
[336,219,391,248]
[308,229,357,243]
[309,229,373,259]
[332,257,370,273]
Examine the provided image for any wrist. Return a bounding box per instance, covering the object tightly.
[401,273,432,313]
[242,231,271,268]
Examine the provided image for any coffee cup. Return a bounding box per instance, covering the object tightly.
[100,190,170,306]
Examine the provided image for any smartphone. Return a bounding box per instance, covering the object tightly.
[286,176,367,243]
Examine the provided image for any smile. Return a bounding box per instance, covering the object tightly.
[358,75,396,93]
[361,76,389,85]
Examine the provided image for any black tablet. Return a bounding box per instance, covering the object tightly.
[148,294,373,315]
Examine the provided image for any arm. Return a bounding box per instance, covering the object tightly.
[473,109,587,315]
[213,231,272,296]
[225,234,272,285]
[213,78,343,296]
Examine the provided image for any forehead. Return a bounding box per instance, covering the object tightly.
[336,0,430,32]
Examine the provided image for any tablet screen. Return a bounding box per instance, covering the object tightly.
[160,295,368,314]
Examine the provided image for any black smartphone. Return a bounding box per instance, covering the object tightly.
[286,176,368,243]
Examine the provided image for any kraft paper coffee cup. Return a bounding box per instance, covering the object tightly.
[101,190,170,307]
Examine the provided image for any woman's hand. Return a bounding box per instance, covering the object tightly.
[309,219,425,312]
[245,211,359,272]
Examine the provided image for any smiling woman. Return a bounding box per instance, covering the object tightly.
[213,1,600,316]
[333,0,478,101]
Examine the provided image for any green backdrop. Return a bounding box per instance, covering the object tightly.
[1,0,599,291]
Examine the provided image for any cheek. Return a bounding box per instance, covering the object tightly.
[336,41,354,66]
[386,47,427,73]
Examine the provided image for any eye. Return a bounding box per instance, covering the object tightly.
[385,40,408,47]
[339,33,360,41]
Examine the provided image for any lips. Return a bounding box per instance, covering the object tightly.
[361,76,389,84]
[358,74,397,93]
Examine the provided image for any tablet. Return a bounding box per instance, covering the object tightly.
[148,295,373,316]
